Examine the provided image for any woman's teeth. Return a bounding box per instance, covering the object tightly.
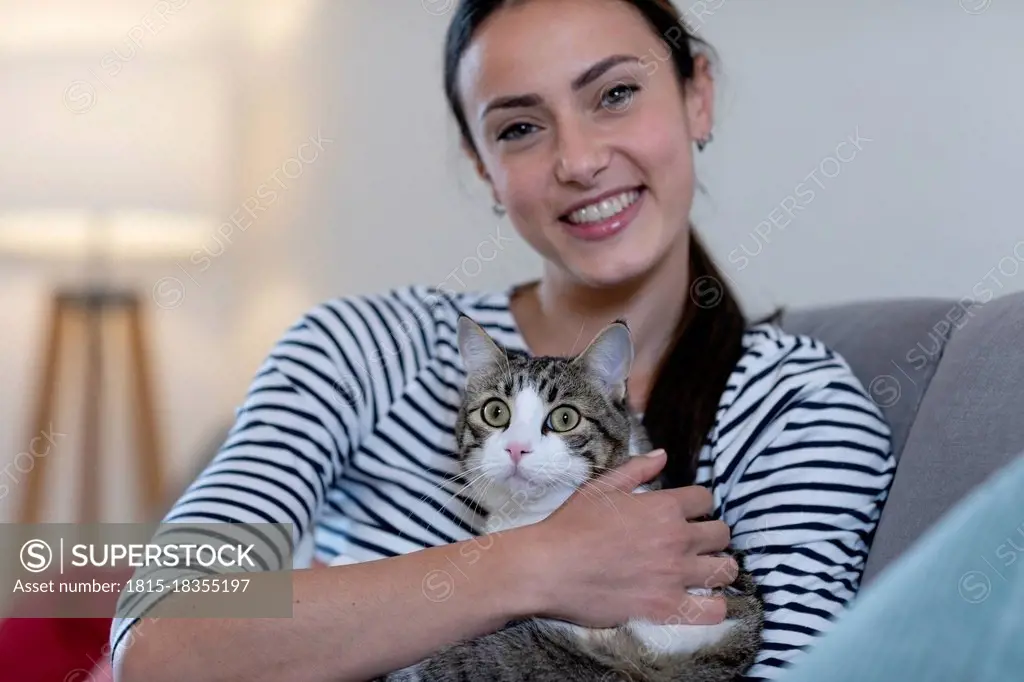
[565,189,641,225]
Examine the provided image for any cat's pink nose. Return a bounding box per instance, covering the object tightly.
[505,442,532,464]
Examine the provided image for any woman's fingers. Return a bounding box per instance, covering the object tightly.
[673,485,715,520]
[686,518,733,555]
[537,451,742,629]
[683,554,740,590]
[683,596,728,625]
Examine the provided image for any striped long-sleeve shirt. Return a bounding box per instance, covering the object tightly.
[110,284,896,680]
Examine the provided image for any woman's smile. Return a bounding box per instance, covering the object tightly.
[559,186,647,242]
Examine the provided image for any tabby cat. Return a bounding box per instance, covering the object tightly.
[382,316,763,682]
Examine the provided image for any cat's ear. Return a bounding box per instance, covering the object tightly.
[457,315,505,375]
[573,320,633,402]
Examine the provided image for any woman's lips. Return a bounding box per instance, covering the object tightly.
[560,188,646,242]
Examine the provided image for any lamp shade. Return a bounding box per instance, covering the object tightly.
[0,209,212,261]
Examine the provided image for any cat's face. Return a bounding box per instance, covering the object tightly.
[454,316,636,500]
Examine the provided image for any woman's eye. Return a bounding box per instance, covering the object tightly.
[546,406,581,433]
[601,83,639,112]
[481,398,511,428]
[497,122,538,142]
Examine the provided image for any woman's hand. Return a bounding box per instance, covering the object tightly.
[522,450,737,628]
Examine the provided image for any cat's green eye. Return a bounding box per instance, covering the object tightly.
[547,406,581,433]
[481,398,511,428]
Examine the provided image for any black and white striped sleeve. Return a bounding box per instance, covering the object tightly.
[714,334,896,681]
[109,302,367,671]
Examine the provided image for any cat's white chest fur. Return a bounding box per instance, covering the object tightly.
[481,486,573,533]
[625,618,740,655]
[548,617,740,657]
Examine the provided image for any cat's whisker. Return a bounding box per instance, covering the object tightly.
[453,462,489,479]
[449,460,485,476]
[547,472,612,511]
[573,475,610,501]
[586,473,637,491]
[584,477,643,523]
[402,455,481,508]
[537,468,631,524]
[445,469,490,505]
[563,480,603,507]
[570,483,626,529]
[400,476,460,525]
[587,467,643,491]
[458,470,495,501]
[581,483,627,527]
[473,478,497,525]
[426,464,493,518]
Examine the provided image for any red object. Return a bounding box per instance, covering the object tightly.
[0,566,133,682]
[0,617,112,682]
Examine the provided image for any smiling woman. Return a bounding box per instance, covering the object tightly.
[111,2,895,681]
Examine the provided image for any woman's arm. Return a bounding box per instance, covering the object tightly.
[109,301,374,679]
[116,524,540,682]
[115,452,734,682]
[711,334,897,681]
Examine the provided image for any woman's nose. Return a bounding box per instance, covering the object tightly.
[554,125,610,186]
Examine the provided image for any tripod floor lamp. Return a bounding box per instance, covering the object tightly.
[0,211,210,524]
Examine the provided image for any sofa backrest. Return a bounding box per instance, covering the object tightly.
[780,297,959,462]
[857,291,1024,583]
[781,292,1024,585]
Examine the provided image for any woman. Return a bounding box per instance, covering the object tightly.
[111,1,895,680]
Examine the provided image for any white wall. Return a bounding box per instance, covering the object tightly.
[691,0,1024,314]
[246,0,1024,324]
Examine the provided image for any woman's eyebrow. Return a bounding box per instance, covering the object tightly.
[571,54,639,91]
[481,93,543,119]
[480,54,640,120]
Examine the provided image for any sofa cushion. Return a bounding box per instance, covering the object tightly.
[860,290,1024,584]
[780,297,962,462]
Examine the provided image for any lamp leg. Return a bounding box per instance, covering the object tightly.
[126,297,166,520]
[18,296,66,525]
[78,301,104,524]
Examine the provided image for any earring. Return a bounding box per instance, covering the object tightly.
[493,202,506,217]
[697,132,714,152]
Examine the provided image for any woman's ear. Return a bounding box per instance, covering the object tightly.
[685,53,715,144]
[462,138,503,209]
[462,138,490,183]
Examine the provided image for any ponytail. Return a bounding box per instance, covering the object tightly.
[642,231,752,487]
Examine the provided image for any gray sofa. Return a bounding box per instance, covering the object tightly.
[781,290,1024,585]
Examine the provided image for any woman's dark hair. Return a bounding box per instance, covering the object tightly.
[444,0,754,488]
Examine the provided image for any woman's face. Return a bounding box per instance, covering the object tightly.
[457,0,714,288]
